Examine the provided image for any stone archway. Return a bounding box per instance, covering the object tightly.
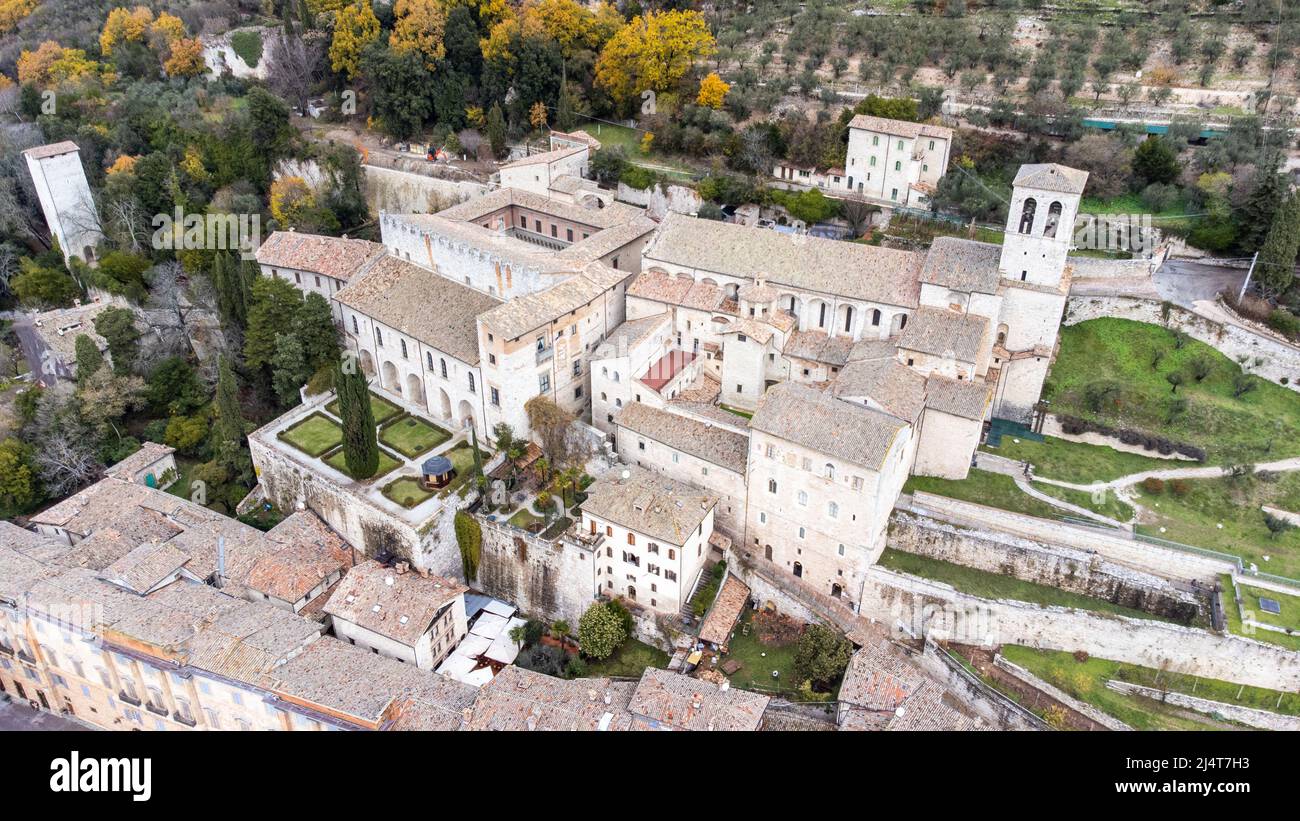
[890,312,908,336]
[406,373,425,407]
[793,562,803,578]
[381,361,400,394]
[438,388,452,420]
[358,349,376,376]
[457,399,475,430]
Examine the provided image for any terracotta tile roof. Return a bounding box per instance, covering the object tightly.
[581,465,717,546]
[896,307,990,363]
[848,115,953,141]
[628,668,769,731]
[254,231,387,282]
[500,144,585,169]
[639,349,695,392]
[921,237,1002,294]
[464,666,637,731]
[1013,163,1089,195]
[104,442,175,482]
[832,357,928,421]
[838,639,928,712]
[322,560,466,647]
[924,374,992,421]
[478,262,630,340]
[96,542,192,594]
[783,330,854,367]
[244,512,352,605]
[23,140,81,160]
[750,382,907,471]
[614,402,749,474]
[644,213,923,308]
[334,254,501,364]
[697,574,750,647]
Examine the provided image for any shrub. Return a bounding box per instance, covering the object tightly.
[1170,479,1190,496]
[793,624,852,689]
[1141,477,1166,494]
[1268,309,1300,339]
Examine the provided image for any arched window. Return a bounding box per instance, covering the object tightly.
[440,359,448,379]
[764,544,773,561]
[602,366,608,377]
[467,372,475,392]
[1018,198,1037,234]
[818,303,828,328]
[615,398,622,407]
[871,309,881,326]
[351,316,359,334]
[426,352,433,370]
[400,339,408,359]
[768,478,777,494]
[600,392,607,401]
[843,306,854,333]
[824,463,835,480]
[1044,201,1063,238]
[613,371,620,382]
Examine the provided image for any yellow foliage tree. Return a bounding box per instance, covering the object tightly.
[100,6,154,57]
[529,100,548,130]
[595,10,715,105]
[0,0,36,36]
[330,1,380,81]
[269,177,316,226]
[106,155,138,176]
[17,41,106,87]
[528,0,593,59]
[180,145,208,181]
[390,0,447,71]
[0,73,12,91]
[149,12,186,47]
[162,37,206,77]
[697,72,729,109]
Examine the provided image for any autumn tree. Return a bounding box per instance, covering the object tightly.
[595,10,716,106]
[100,6,154,57]
[390,0,447,71]
[524,394,576,466]
[329,1,381,80]
[696,72,729,109]
[162,38,206,77]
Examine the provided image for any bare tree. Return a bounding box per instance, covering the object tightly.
[34,432,103,497]
[265,31,326,116]
[139,261,222,371]
[103,196,152,252]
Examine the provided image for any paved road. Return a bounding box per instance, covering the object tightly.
[9,314,69,383]
[0,696,91,731]
[1154,259,1249,308]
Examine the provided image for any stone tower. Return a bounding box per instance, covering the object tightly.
[23,141,104,266]
[992,163,1089,423]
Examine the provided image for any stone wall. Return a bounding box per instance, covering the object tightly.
[1064,295,1300,393]
[860,566,1300,692]
[887,511,1204,624]
[1105,681,1300,731]
[1066,254,1158,279]
[616,182,702,219]
[363,164,487,216]
[993,655,1132,731]
[475,518,597,628]
[918,639,1047,731]
[904,493,1236,582]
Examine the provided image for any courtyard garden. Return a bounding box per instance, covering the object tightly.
[326,391,401,425]
[1000,645,1300,729]
[1219,574,1300,652]
[877,549,1184,624]
[379,414,452,458]
[713,609,805,697]
[436,441,493,499]
[381,475,435,508]
[279,413,344,457]
[324,446,401,481]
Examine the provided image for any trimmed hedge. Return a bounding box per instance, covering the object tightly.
[1057,415,1206,462]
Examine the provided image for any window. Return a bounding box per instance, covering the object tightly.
[928,139,935,150]
[489,354,496,365]
[574,386,583,399]
[351,316,359,334]
[426,352,434,370]
[671,452,679,464]
[375,327,383,345]
[872,135,879,146]
[440,359,448,378]
[869,156,877,167]
[894,161,902,172]
[567,228,573,242]
[736,384,743,393]
[573,359,582,377]
[490,387,500,406]
[838,544,846,556]
[824,463,835,479]
[798,490,808,506]
[468,372,476,393]
[759,512,767,524]
[539,373,551,393]
[768,479,777,494]
[828,501,839,518]
[871,309,881,326]
[798,526,806,539]
[627,533,636,545]
[400,339,408,359]
[851,476,864,491]
[551,224,558,238]
[638,440,645,451]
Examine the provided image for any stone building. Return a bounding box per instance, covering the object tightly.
[23,141,104,264]
[580,465,719,616]
[322,559,468,670]
[254,231,387,322]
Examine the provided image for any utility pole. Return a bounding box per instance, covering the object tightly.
[1238,251,1259,304]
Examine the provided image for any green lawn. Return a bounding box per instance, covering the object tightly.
[1002,645,1300,728]
[984,435,1172,483]
[382,475,435,508]
[583,638,669,679]
[324,447,401,481]
[1046,318,1300,464]
[280,413,344,457]
[1035,482,1135,522]
[326,391,401,425]
[720,404,754,420]
[379,415,451,458]
[1219,574,1300,652]
[904,469,1066,520]
[878,549,1176,623]
[507,506,545,531]
[714,610,806,697]
[436,442,492,498]
[579,120,697,179]
[1135,473,1300,579]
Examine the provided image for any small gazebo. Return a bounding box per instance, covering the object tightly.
[419,454,454,489]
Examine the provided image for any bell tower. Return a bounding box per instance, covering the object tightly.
[997,164,1088,291]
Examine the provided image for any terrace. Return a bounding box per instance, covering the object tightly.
[257,384,493,527]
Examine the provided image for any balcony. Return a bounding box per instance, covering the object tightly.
[535,346,554,365]
[145,701,168,717]
[172,712,197,727]
[118,691,142,707]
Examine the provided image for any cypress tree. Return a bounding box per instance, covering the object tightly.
[1255,190,1300,298]
[335,360,378,478]
[214,356,244,450]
